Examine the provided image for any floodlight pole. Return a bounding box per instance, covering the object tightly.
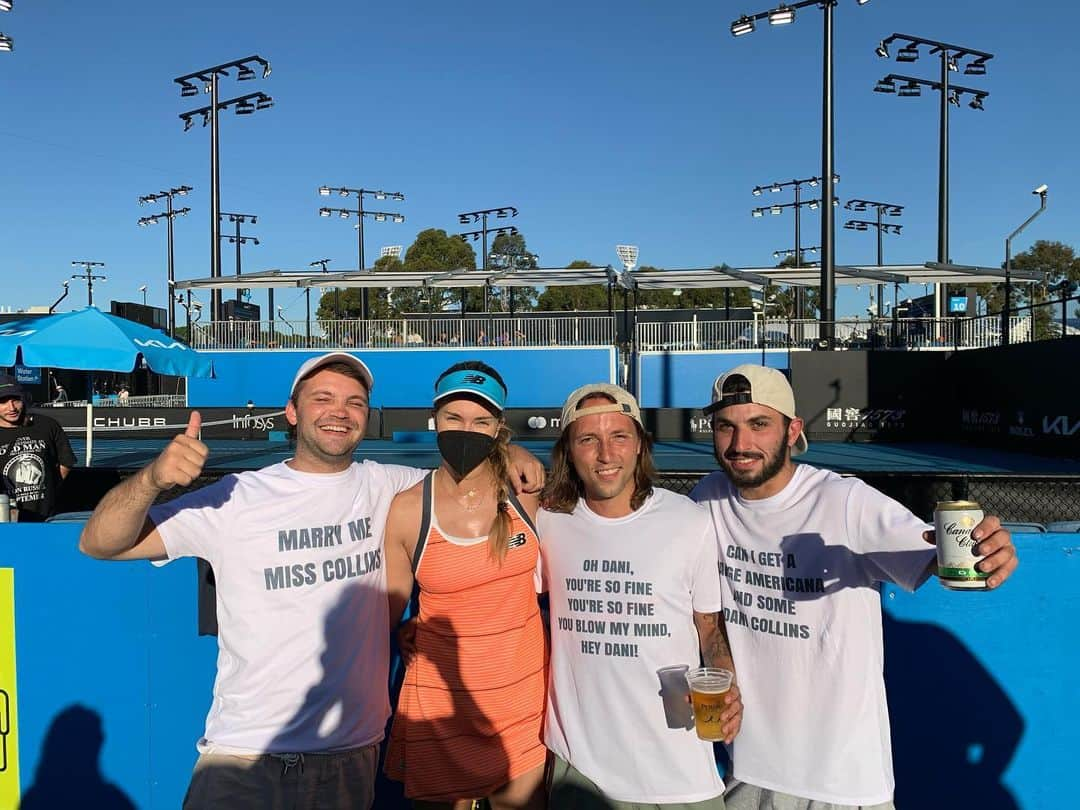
[820,0,836,345]
[71,261,106,307]
[875,35,992,319]
[458,207,518,318]
[176,55,273,322]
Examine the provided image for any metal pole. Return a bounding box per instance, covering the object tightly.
[210,72,222,323]
[794,182,803,319]
[819,1,836,347]
[357,193,367,321]
[876,204,884,318]
[1003,191,1048,346]
[937,49,950,322]
[166,195,176,337]
[234,217,242,304]
[482,213,489,313]
[268,287,275,346]
[1003,237,1012,346]
[305,287,311,344]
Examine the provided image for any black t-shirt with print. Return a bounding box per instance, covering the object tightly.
[0,414,77,522]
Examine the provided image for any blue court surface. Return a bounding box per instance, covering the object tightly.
[69,437,1080,476]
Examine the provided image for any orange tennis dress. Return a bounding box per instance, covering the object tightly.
[385,472,548,802]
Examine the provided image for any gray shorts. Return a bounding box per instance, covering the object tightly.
[722,780,894,810]
[182,744,378,810]
[548,754,726,810]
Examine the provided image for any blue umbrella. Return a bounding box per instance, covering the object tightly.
[0,307,215,378]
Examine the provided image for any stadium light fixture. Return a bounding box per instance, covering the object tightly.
[317,185,407,318]
[174,55,272,321]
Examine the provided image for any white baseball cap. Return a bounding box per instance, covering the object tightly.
[560,383,643,431]
[704,365,808,456]
[289,352,374,398]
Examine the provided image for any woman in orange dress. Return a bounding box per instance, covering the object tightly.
[385,361,547,810]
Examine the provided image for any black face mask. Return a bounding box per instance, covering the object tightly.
[437,430,497,478]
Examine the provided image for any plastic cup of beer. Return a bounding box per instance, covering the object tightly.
[684,667,734,741]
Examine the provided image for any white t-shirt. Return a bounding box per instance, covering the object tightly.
[691,464,934,806]
[538,488,727,804]
[150,460,425,754]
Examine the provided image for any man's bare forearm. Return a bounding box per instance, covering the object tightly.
[695,611,736,672]
[79,467,163,559]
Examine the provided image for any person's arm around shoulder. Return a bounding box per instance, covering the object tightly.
[507,444,545,495]
[385,483,424,630]
[79,412,208,561]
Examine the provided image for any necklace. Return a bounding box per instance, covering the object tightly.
[440,469,489,512]
[457,488,485,512]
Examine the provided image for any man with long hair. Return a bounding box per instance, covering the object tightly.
[539,383,741,809]
[80,353,544,810]
[384,361,547,809]
[691,364,1018,810]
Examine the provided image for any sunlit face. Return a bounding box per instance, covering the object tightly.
[433,396,502,438]
[0,395,24,428]
[285,368,369,471]
[710,403,800,490]
[568,396,642,513]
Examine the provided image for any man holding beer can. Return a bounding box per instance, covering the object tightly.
[692,365,1017,810]
[540,384,742,808]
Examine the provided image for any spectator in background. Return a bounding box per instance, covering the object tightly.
[53,382,68,404]
[118,387,130,406]
[0,375,76,522]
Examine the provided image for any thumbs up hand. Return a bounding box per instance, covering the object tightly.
[147,411,210,491]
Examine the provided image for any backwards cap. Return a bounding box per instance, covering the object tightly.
[703,364,808,456]
[560,383,643,430]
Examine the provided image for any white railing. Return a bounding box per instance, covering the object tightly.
[191,315,617,349]
[636,316,1034,352]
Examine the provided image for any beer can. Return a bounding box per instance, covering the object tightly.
[934,500,988,590]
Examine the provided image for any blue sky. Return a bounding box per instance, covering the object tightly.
[1,0,1076,321]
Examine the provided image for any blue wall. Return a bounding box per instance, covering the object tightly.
[1,524,215,809]
[2,528,1074,809]
[635,350,790,409]
[189,347,617,409]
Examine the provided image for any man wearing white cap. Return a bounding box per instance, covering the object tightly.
[691,364,1018,810]
[80,352,543,810]
[540,383,742,809]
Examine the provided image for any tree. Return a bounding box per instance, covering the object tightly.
[535,260,612,311]
[467,231,541,312]
[400,228,477,314]
[769,255,820,318]
[315,287,364,321]
[969,240,1080,338]
[366,254,405,320]
[631,264,753,311]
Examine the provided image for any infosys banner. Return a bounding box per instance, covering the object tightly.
[35,406,382,440]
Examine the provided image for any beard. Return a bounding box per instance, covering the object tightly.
[715,434,789,489]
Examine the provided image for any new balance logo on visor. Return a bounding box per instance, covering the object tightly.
[507,532,527,549]
[463,373,487,385]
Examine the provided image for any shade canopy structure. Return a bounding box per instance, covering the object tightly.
[748,262,1046,288]
[172,261,1046,299]
[0,307,215,377]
